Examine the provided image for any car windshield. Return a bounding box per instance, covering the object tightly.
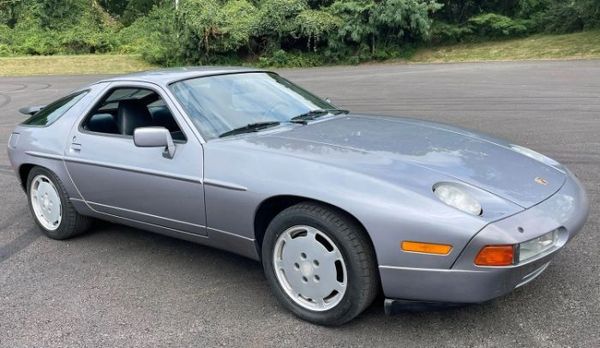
[169,72,337,140]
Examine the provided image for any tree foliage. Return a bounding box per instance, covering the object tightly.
[117,5,179,64]
[294,9,341,51]
[99,0,163,25]
[0,0,599,65]
[468,13,528,38]
[0,0,118,55]
[327,0,439,57]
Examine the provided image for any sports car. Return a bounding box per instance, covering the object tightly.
[7,67,589,325]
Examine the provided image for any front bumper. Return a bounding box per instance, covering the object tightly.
[380,172,589,304]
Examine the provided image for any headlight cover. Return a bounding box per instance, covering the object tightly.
[518,229,559,262]
[433,183,482,216]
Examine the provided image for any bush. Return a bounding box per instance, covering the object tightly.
[326,0,438,60]
[371,44,416,60]
[468,13,530,38]
[579,0,600,29]
[3,0,600,68]
[532,2,584,33]
[294,9,341,51]
[371,0,441,42]
[10,22,60,55]
[257,49,326,67]
[255,0,308,43]
[429,21,472,43]
[0,43,12,57]
[58,28,117,54]
[530,0,600,34]
[0,24,12,45]
[176,0,262,63]
[117,5,180,65]
[219,0,259,52]
[328,0,376,47]
[1,0,119,55]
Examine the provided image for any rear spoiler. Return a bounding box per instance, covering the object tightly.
[19,105,45,116]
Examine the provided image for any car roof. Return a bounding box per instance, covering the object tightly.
[98,66,268,86]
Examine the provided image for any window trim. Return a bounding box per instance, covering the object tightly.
[78,85,188,144]
[21,90,90,128]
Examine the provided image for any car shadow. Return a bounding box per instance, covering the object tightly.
[77,219,557,332]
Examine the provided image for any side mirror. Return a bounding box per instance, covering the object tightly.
[133,127,176,159]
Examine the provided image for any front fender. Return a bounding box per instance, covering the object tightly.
[203,136,523,268]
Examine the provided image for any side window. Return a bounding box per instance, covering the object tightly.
[82,87,186,142]
[23,91,88,126]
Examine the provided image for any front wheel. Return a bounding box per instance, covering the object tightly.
[262,202,379,325]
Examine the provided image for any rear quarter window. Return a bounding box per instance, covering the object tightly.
[23,91,88,126]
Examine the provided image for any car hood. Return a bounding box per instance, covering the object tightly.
[266,114,565,208]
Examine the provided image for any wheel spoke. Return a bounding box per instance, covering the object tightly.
[314,297,326,309]
[46,204,60,225]
[334,282,346,293]
[323,250,342,264]
[306,226,318,239]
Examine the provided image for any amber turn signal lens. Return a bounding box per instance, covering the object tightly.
[474,245,515,266]
[401,241,453,255]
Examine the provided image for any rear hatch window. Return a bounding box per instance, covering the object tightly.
[23,91,88,126]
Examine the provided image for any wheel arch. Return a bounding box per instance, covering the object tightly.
[17,161,83,205]
[253,195,377,262]
[18,163,36,191]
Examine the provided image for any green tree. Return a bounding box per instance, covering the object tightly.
[294,9,341,51]
[329,0,440,54]
[177,0,259,62]
[118,4,180,64]
[98,0,164,25]
[254,0,308,51]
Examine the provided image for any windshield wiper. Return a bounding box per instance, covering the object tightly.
[290,109,349,124]
[219,121,280,138]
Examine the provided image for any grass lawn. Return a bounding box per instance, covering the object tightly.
[0,54,155,76]
[411,30,600,63]
[1,31,600,76]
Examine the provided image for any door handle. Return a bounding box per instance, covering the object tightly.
[70,143,82,152]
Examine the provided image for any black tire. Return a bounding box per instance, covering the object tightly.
[262,202,379,325]
[26,166,91,240]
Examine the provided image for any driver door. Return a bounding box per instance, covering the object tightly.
[64,81,206,235]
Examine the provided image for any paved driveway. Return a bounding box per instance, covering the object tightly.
[0,60,598,347]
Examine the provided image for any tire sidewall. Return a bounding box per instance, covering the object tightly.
[262,206,367,325]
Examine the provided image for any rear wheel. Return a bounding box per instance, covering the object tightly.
[27,166,91,240]
[262,202,378,325]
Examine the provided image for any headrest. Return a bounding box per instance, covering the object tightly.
[150,106,179,132]
[86,113,118,134]
[116,100,154,135]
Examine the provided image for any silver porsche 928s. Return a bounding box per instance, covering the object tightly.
[7,67,589,325]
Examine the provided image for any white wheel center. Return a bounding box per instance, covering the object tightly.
[300,262,313,277]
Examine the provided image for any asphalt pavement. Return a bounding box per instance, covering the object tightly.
[0,60,598,347]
